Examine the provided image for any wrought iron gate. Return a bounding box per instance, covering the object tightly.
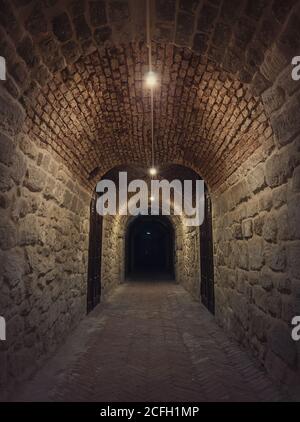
[87,194,102,313]
[200,189,215,314]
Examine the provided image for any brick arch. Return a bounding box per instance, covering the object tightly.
[1,0,300,397]
[1,0,299,192]
[20,44,272,191]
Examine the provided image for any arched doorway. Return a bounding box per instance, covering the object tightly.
[125,215,175,280]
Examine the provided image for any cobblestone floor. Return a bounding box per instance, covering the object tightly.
[14,281,288,402]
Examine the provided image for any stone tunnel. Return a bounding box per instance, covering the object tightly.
[0,0,300,402]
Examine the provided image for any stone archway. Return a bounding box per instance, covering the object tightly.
[125,214,175,280]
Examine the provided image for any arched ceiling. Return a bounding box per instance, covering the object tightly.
[1,0,298,191]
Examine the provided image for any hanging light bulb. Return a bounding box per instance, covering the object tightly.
[150,196,155,202]
[149,167,157,176]
[145,71,157,88]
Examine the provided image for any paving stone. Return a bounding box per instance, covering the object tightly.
[12,282,288,402]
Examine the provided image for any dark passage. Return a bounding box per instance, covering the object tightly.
[126,216,174,280]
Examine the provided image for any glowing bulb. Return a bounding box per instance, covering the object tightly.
[149,167,157,176]
[150,196,155,202]
[145,71,157,88]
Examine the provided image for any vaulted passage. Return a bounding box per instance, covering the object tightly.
[126,216,175,280]
[1,0,300,402]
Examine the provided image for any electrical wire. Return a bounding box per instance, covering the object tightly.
[146,0,155,170]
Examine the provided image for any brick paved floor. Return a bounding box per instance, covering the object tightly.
[14,281,288,402]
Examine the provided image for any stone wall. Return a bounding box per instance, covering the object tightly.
[0,103,90,399]
[179,224,201,299]
[101,214,124,297]
[213,62,300,388]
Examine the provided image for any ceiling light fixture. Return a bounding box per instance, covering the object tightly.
[149,167,157,176]
[145,70,157,88]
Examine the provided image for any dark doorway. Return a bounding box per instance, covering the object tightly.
[126,216,175,280]
[87,193,102,313]
[200,188,215,314]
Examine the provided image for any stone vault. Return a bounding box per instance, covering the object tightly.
[0,0,300,400]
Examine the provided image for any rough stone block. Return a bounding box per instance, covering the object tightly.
[24,165,46,192]
[288,243,300,279]
[250,71,271,97]
[262,214,277,242]
[265,244,286,272]
[249,305,268,341]
[25,4,48,36]
[252,285,268,311]
[248,163,265,193]
[287,194,300,240]
[52,13,73,42]
[94,26,112,45]
[19,215,39,246]
[277,206,290,241]
[277,64,300,96]
[267,294,282,318]
[237,241,249,270]
[258,189,273,211]
[260,44,287,82]
[232,223,242,239]
[63,189,73,209]
[262,86,285,115]
[230,180,250,208]
[61,40,81,64]
[0,132,15,166]
[253,214,265,236]
[73,14,91,41]
[248,237,264,270]
[265,148,295,188]
[271,94,300,147]
[272,184,287,209]
[0,163,13,192]
[11,150,27,185]
[268,320,297,367]
[292,166,300,192]
[281,298,296,323]
[242,219,253,238]
[0,90,25,136]
[231,291,249,329]
[0,218,17,250]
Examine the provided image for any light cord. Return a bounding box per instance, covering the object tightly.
[146,0,155,169]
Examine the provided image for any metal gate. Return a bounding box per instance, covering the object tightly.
[200,189,215,314]
[87,194,102,313]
